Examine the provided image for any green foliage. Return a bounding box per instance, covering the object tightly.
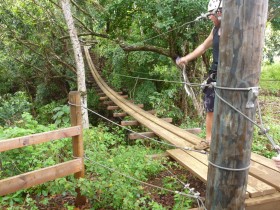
[252,94,280,158]
[149,89,184,122]
[264,24,280,63]
[52,105,70,127]
[134,81,157,109]
[0,112,74,209]
[36,101,64,124]
[260,63,280,94]
[0,92,31,126]
[87,88,100,110]
[75,125,166,209]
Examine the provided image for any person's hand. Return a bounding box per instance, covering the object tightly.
[176,57,188,68]
[272,154,280,171]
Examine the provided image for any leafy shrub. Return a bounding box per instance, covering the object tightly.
[0,113,73,209]
[0,92,31,126]
[77,125,166,209]
[36,101,64,125]
[134,81,157,109]
[149,89,183,122]
[52,105,70,127]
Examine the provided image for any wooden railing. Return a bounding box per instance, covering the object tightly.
[0,91,86,206]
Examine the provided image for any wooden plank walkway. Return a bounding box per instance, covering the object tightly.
[167,149,280,209]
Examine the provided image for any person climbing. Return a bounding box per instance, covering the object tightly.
[176,0,223,150]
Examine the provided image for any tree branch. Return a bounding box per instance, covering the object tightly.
[119,43,171,57]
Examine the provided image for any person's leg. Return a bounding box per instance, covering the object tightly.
[206,112,214,143]
[194,87,215,150]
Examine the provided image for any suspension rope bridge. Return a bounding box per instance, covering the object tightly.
[84,46,280,210]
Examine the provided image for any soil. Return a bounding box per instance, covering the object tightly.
[142,163,206,208]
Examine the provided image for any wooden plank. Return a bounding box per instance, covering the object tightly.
[121,118,172,126]
[128,132,157,140]
[113,110,156,118]
[99,96,109,101]
[167,149,208,182]
[184,128,202,134]
[101,95,128,101]
[113,112,128,117]
[249,160,280,191]
[187,150,275,198]
[245,192,280,210]
[105,100,134,106]
[103,101,115,105]
[0,126,82,152]
[107,105,120,110]
[97,92,106,96]
[98,91,122,96]
[247,175,276,197]
[251,152,279,172]
[108,104,143,111]
[0,159,83,196]
[146,110,156,115]
[168,149,275,198]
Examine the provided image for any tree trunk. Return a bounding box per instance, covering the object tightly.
[206,0,268,209]
[61,0,89,128]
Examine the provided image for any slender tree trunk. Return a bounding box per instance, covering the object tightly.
[206,1,268,209]
[61,0,89,128]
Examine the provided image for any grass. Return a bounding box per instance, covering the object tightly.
[252,62,280,158]
[260,63,280,94]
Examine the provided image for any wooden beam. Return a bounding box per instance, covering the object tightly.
[0,159,83,196]
[0,126,82,152]
[99,96,108,101]
[69,91,86,206]
[98,91,122,96]
[184,128,201,135]
[113,112,128,117]
[167,149,276,199]
[113,110,156,118]
[245,192,280,210]
[121,118,172,126]
[103,101,115,105]
[100,95,128,101]
[128,132,157,140]
[107,105,120,110]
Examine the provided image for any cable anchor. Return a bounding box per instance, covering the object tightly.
[246,87,259,108]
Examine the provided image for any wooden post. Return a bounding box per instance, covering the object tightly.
[206,1,268,209]
[69,91,87,206]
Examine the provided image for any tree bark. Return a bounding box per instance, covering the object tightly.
[61,0,89,128]
[206,1,268,209]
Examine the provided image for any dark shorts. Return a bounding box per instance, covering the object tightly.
[203,87,215,112]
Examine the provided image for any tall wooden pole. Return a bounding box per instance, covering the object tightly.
[69,91,87,207]
[206,1,268,209]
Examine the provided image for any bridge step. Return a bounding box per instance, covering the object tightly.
[167,149,278,200]
[121,117,172,126]
[107,104,144,111]
[103,100,134,106]
[128,132,156,140]
[113,110,156,118]
[98,92,123,96]
[99,95,128,101]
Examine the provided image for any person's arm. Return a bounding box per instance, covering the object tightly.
[177,28,214,66]
[272,154,280,171]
